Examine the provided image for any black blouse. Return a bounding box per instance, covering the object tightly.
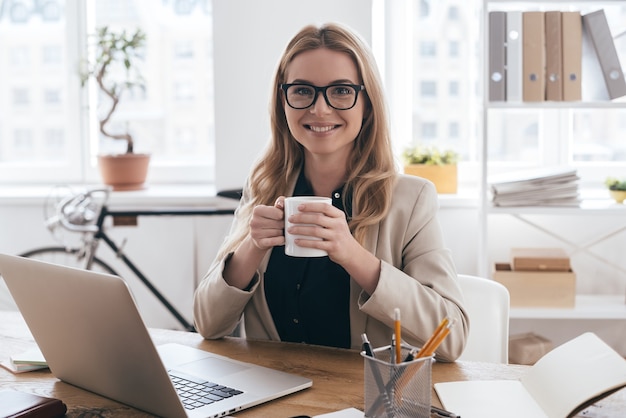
[264,172,352,348]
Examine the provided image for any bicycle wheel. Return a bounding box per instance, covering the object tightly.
[19,247,119,276]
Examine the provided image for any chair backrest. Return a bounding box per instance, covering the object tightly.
[457,274,510,363]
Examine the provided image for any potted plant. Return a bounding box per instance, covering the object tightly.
[80,26,149,191]
[402,145,459,194]
[604,177,626,204]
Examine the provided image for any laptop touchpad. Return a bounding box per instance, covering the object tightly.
[176,357,249,378]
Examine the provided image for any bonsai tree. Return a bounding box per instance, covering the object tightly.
[80,26,147,154]
[402,145,459,166]
[605,177,626,191]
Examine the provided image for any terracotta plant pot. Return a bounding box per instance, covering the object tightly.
[609,190,626,204]
[98,153,150,191]
[404,164,458,194]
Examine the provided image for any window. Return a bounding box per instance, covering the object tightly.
[420,81,437,98]
[91,0,215,183]
[44,129,65,152]
[419,41,437,58]
[12,89,30,106]
[10,47,30,67]
[421,122,437,139]
[410,1,478,163]
[379,0,480,180]
[448,6,459,21]
[449,81,459,97]
[14,129,34,154]
[44,89,62,106]
[449,122,459,139]
[42,45,62,66]
[449,41,459,58]
[174,41,195,60]
[0,0,215,185]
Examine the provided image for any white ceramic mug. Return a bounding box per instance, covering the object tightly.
[284,196,331,257]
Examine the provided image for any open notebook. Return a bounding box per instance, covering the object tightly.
[435,332,626,418]
[0,253,312,418]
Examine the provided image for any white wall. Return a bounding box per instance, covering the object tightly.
[212,0,373,190]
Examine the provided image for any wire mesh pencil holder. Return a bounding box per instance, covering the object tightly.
[361,344,432,418]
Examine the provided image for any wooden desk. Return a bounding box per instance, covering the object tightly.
[1,310,624,417]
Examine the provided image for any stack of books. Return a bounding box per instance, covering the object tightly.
[0,347,48,374]
[489,167,581,207]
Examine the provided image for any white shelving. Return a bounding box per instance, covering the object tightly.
[479,1,626,329]
[510,295,626,319]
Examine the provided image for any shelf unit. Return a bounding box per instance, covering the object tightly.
[479,1,626,326]
[510,294,626,319]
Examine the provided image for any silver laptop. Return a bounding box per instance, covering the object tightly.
[0,253,312,418]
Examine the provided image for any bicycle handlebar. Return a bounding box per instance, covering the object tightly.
[53,187,112,234]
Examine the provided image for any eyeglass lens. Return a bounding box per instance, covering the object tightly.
[285,84,359,110]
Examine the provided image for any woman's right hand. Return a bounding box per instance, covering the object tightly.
[248,197,286,251]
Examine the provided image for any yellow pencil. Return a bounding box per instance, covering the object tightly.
[394,308,402,363]
[417,323,452,358]
[416,317,449,358]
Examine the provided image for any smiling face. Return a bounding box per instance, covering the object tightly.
[283,48,366,164]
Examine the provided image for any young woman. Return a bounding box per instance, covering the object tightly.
[193,23,468,361]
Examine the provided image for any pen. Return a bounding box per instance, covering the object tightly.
[361,333,394,418]
[394,308,401,363]
[403,347,418,362]
[431,405,460,418]
[361,332,377,358]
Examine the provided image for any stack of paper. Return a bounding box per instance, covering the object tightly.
[0,347,48,374]
[489,168,580,207]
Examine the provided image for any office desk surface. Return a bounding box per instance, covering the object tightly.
[1,310,624,417]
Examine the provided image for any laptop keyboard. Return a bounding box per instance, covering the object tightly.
[169,370,244,411]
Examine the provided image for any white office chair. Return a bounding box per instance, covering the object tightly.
[457,274,510,363]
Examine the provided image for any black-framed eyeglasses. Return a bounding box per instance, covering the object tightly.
[280,83,365,110]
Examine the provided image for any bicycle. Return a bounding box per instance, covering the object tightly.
[19,186,237,332]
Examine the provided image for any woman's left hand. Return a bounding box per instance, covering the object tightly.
[287,201,381,294]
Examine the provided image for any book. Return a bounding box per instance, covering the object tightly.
[0,390,67,418]
[522,11,546,101]
[506,11,523,102]
[434,332,626,418]
[561,11,582,101]
[0,347,49,374]
[582,9,626,100]
[489,11,507,101]
[10,347,47,366]
[0,359,48,373]
[545,11,563,101]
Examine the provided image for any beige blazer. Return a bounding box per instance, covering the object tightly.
[193,173,468,362]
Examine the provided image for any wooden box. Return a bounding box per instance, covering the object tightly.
[510,247,571,271]
[509,333,553,365]
[493,263,576,308]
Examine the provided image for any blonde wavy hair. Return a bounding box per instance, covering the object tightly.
[218,23,396,258]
